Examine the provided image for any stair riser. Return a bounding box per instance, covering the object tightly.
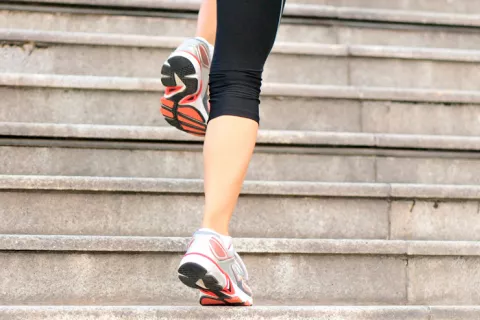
[1,251,479,305]
[0,307,434,320]
[2,190,480,241]
[289,0,480,14]
[2,145,480,184]
[2,87,480,136]
[3,11,480,50]
[1,44,479,90]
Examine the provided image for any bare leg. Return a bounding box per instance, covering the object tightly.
[201,0,285,236]
[195,0,217,45]
[202,116,258,235]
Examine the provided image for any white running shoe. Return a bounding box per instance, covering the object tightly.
[160,37,212,136]
[178,229,253,306]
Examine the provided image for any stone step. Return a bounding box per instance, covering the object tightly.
[1,175,480,241]
[2,123,480,184]
[287,0,480,15]
[1,234,480,305]
[7,0,480,27]
[1,306,479,320]
[2,30,480,90]
[2,73,480,136]
[3,9,480,50]
[3,122,480,151]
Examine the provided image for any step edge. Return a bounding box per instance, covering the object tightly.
[2,235,480,256]
[3,28,480,63]
[0,175,479,200]
[6,0,480,27]
[1,122,480,152]
[2,73,480,104]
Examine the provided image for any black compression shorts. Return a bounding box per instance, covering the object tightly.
[208,0,286,124]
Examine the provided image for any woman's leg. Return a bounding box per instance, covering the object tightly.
[160,0,217,136]
[195,0,217,45]
[177,0,286,306]
[202,0,286,236]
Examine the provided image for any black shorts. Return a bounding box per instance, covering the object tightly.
[209,0,286,124]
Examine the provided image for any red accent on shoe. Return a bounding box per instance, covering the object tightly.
[161,97,174,108]
[165,86,184,95]
[179,82,203,106]
[200,297,226,306]
[160,107,174,119]
[209,237,229,261]
[198,44,211,68]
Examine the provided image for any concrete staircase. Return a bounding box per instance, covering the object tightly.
[1,0,480,319]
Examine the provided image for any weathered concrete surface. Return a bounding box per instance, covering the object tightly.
[0,43,348,85]
[6,0,480,27]
[289,0,480,15]
[1,178,480,240]
[0,251,407,305]
[4,10,480,49]
[0,191,389,239]
[0,145,376,182]
[2,40,480,89]
[361,101,480,136]
[376,157,480,185]
[390,201,480,241]
[0,10,335,43]
[430,307,480,320]
[0,306,432,320]
[1,175,479,200]
[3,143,480,184]
[2,306,480,320]
[409,257,480,305]
[1,236,480,305]
[2,122,480,151]
[4,85,480,136]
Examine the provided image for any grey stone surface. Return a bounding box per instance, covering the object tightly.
[361,101,480,136]
[0,42,346,85]
[7,0,480,27]
[5,29,480,62]
[0,251,407,305]
[5,9,480,50]
[377,157,480,185]
[2,175,480,200]
[390,200,480,241]
[0,87,363,131]
[289,0,480,14]
[0,306,432,320]
[4,141,480,183]
[6,84,480,136]
[5,235,480,257]
[390,183,480,200]
[430,307,480,320]
[5,72,480,103]
[0,191,389,239]
[349,58,480,91]
[0,10,336,44]
[4,142,480,183]
[2,122,480,151]
[0,235,409,255]
[0,145,376,182]
[336,26,480,50]
[409,257,480,305]
[2,178,480,240]
[3,40,480,88]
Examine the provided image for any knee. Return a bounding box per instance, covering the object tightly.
[208,69,262,123]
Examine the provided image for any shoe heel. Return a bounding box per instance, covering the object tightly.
[178,262,208,289]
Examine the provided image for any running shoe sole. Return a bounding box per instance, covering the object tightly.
[178,259,252,306]
[160,52,208,136]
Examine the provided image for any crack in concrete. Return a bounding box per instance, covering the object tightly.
[409,199,416,213]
